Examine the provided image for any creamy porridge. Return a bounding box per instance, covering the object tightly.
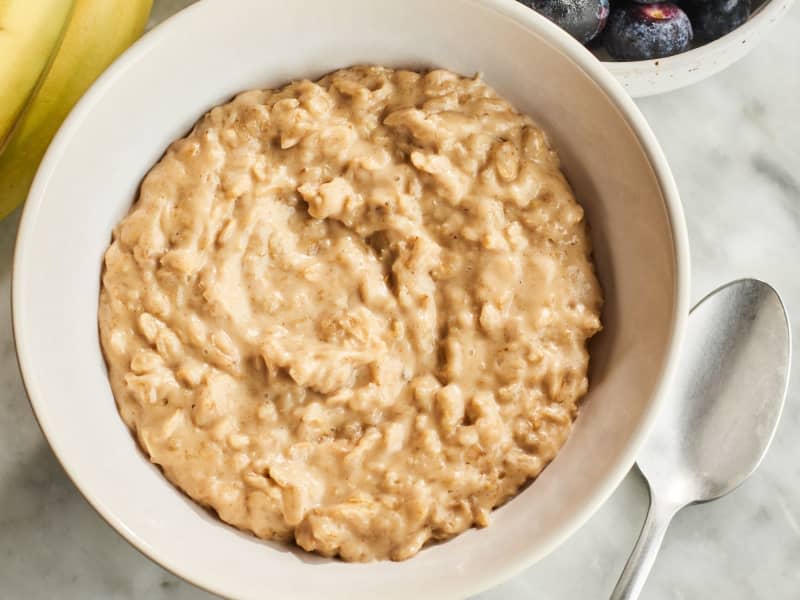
[99,66,602,562]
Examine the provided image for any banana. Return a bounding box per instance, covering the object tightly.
[0,0,153,220]
[0,0,74,149]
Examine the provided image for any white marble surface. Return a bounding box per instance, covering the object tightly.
[2,1,799,598]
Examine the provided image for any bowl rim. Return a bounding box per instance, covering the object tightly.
[601,0,796,70]
[11,0,691,597]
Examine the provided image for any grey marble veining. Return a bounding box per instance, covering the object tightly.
[1,1,798,598]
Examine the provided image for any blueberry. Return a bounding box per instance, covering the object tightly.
[604,3,693,60]
[520,0,611,45]
[681,0,751,42]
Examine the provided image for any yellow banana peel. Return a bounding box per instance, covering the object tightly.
[0,0,153,220]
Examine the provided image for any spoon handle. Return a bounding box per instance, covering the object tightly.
[610,486,680,600]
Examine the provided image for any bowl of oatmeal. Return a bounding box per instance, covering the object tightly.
[13,0,690,598]
[99,64,605,562]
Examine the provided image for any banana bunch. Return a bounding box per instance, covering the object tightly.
[0,0,153,220]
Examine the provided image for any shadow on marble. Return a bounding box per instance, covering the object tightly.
[0,438,214,599]
[0,208,19,285]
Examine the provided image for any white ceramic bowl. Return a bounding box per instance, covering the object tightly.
[597,0,796,97]
[13,1,690,598]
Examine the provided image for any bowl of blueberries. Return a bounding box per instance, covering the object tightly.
[519,0,795,96]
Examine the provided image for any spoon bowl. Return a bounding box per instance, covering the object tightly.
[640,278,791,504]
[612,279,791,600]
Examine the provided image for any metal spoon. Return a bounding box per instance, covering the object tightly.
[610,278,791,600]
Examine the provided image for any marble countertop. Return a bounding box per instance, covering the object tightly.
[2,1,798,598]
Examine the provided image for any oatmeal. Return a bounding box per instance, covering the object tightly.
[99,66,602,562]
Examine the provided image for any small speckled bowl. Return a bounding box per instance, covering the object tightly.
[595,0,795,97]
